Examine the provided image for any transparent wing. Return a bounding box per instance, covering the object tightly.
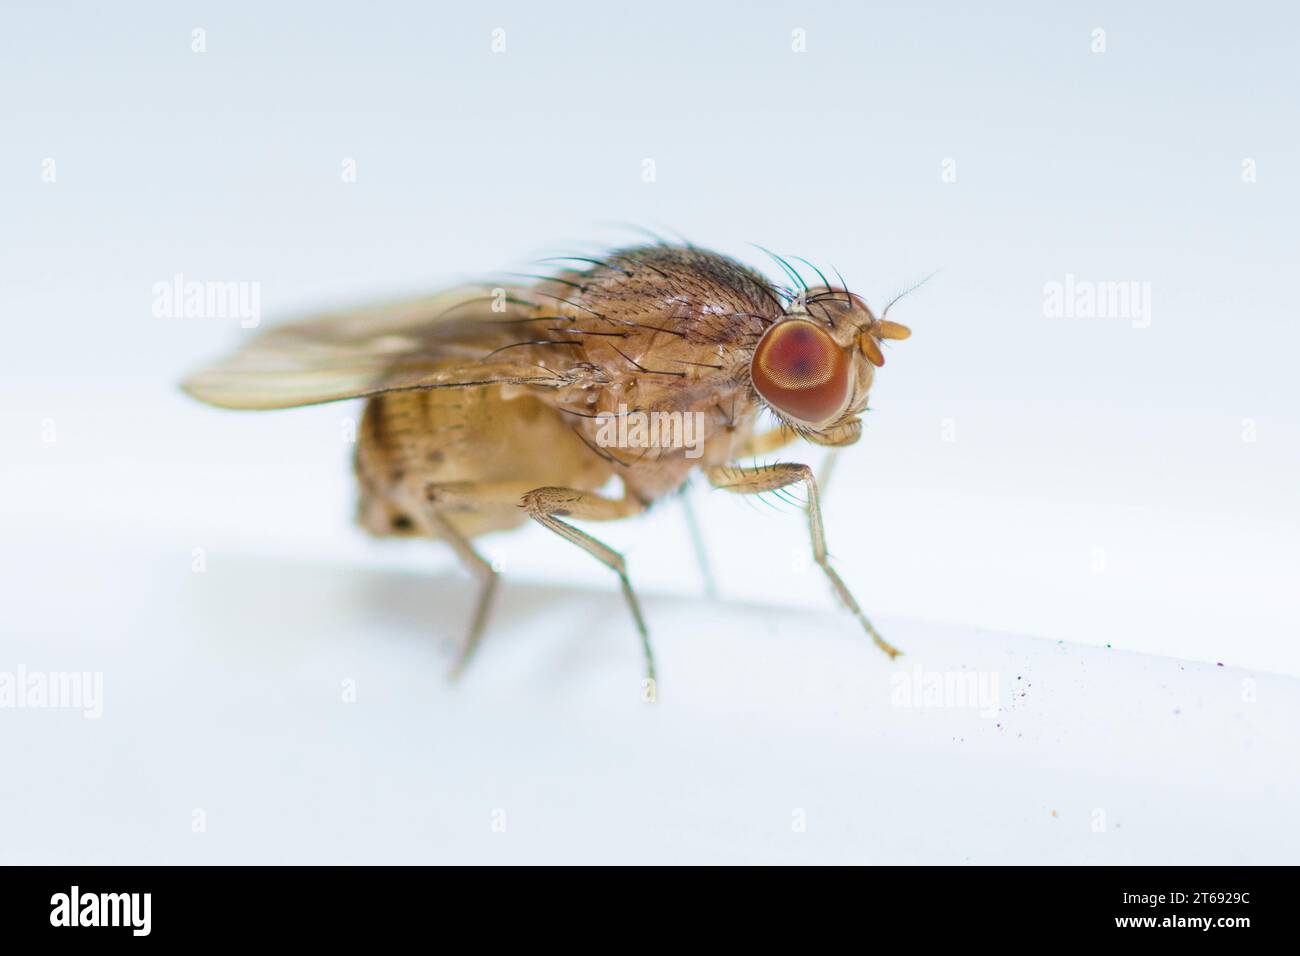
[180,285,572,410]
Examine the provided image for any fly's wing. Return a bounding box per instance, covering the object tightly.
[180,285,576,410]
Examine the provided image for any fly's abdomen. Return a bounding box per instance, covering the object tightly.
[354,387,615,539]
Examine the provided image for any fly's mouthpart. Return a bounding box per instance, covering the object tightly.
[858,332,886,367]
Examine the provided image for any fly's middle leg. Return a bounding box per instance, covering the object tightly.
[520,486,654,684]
[678,486,717,598]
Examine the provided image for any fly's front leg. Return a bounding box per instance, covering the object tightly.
[520,486,655,683]
[735,428,843,496]
[705,462,902,659]
[731,424,799,459]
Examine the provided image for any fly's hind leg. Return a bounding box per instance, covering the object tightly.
[423,511,497,679]
[520,486,654,683]
[705,462,901,659]
[418,481,535,678]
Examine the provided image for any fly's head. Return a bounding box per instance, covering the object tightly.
[747,287,911,446]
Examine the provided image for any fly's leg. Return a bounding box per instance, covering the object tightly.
[677,424,797,600]
[520,486,654,682]
[419,481,536,678]
[423,511,497,678]
[819,448,841,498]
[705,462,901,659]
[726,425,853,502]
[740,429,840,499]
[732,425,799,459]
[679,488,718,598]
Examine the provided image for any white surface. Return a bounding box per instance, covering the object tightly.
[1,526,1296,865]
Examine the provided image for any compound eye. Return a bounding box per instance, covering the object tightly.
[750,319,851,425]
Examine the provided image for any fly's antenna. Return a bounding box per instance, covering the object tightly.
[881,269,940,321]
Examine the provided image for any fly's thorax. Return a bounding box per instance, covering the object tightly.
[552,374,762,502]
[539,245,786,343]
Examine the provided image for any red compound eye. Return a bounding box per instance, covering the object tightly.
[750,320,851,424]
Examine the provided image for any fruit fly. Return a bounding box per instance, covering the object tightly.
[181,242,913,685]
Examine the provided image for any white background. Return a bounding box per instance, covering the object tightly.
[2,1,1297,863]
